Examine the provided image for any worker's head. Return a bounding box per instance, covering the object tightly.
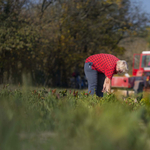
[116,60,128,73]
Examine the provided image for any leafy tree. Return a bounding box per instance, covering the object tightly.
[0,0,149,86]
[37,0,149,86]
[0,0,42,84]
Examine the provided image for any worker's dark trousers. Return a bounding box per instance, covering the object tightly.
[84,62,105,97]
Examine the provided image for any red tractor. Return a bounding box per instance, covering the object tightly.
[112,51,150,94]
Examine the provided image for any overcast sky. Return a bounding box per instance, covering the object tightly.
[131,0,150,14]
[34,0,150,14]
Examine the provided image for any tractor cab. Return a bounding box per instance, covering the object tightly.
[112,51,150,93]
[132,51,150,76]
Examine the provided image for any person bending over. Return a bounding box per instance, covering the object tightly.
[84,53,128,97]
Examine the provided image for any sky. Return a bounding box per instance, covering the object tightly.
[34,0,150,14]
[131,0,150,14]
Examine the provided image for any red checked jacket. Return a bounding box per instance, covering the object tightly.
[85,53,119,79]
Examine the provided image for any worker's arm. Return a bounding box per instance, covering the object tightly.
[102,77,111,93]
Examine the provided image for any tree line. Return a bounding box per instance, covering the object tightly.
[0,0,149,87]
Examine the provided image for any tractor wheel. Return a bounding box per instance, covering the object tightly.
[133,80,144,94]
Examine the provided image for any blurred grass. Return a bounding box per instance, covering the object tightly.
[1,84,150,150]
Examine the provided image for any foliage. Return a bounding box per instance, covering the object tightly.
[1,86,150,149]
[0,0,149,86]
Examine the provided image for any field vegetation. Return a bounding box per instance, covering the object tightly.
[1,84,150,150]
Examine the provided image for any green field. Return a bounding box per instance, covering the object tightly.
[1,85,150,150]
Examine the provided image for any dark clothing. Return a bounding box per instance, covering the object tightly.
[84,62,105,97]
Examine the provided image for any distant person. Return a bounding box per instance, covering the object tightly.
[84,53,128,97]
[72,69,81,88]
